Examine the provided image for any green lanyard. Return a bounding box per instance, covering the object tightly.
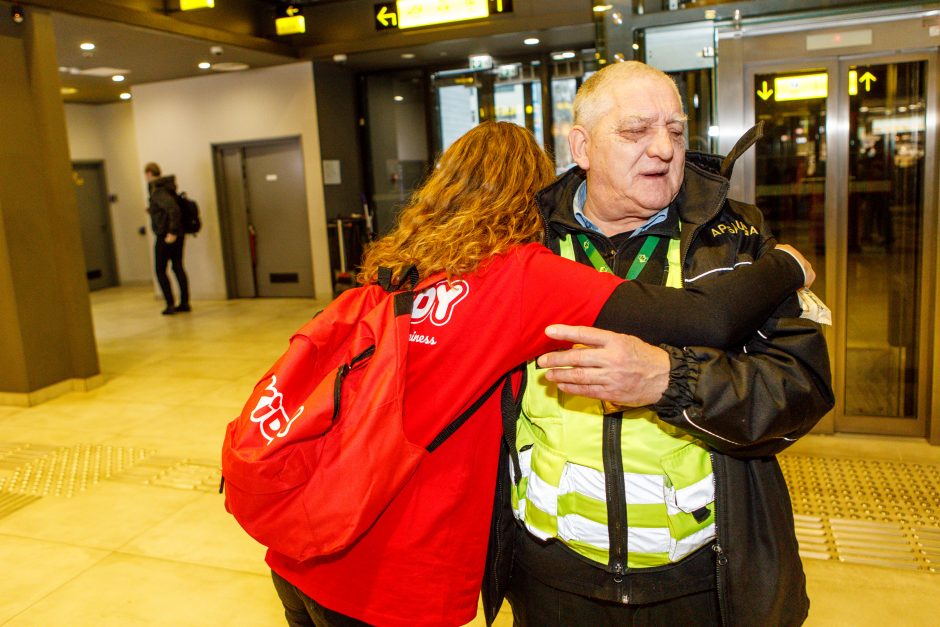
[560,233,661,280]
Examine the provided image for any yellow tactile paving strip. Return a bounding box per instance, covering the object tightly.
[0,442,218,515]
[2,442,938,576]
[780,455,940,573]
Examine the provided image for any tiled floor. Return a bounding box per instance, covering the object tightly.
[1,286,938,626]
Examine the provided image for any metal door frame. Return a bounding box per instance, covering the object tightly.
[72,160,119,291]
[717,7,939,439]
[212,135,311,299]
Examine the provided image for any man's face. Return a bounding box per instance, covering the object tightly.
[573,75,687,225]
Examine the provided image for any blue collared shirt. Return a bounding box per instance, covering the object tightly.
[573,180,669,237]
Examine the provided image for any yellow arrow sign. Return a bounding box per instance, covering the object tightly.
[859,71,876,91]
[286,5,299,16]
[757,81,774,101]
[377,5,397,27]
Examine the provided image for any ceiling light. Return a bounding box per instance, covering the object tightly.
[119,92,131,100]
[60,87,77,95]
[80,42,95,51]
[111,75,125,82]
[524,38,539,45]
[211,62,250,72]
[593,4,613,12]
[401,53,416,59]
[632,43,640,50]
[198,61,212,70]
[11,5,25,23]
[393,96,404,102]
[551,51,576,61]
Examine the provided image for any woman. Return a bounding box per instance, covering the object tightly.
[262,122,812,626]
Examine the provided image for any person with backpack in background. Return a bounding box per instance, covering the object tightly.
[144,162,190,315]
[228,121,817,627]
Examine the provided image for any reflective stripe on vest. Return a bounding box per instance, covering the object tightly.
[512,232,716,568]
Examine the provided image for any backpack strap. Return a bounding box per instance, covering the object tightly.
[719,120,765,179]
[377,265,420,293]
[426,364,526,453]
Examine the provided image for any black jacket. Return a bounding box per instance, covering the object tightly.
[483,141,834,626]
[148,175,183,238]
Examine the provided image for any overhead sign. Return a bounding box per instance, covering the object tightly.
[276,4,305,35]
[374,0,512,31]
[848,69,877,96]
[773,73,828,102]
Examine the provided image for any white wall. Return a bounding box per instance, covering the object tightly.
[131,61,330,300]
[64,102,152,284]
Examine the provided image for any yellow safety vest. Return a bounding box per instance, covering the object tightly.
[512,234,716,568]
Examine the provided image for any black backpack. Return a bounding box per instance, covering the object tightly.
[176,192,201,235]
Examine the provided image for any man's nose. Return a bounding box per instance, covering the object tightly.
[647,127,675,160]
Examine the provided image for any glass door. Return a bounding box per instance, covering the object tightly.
[749,53,936,437]
[838,55,932,435]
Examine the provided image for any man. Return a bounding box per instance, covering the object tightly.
[485,62,834,626]
[145,162,190,315]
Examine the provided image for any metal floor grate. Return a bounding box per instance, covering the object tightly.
[780,454,940,573]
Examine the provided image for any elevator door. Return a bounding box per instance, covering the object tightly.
[737,34,937,437]
[214,138,314,298]
[73,161,118,291]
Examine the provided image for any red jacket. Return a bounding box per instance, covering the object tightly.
[267,243,622,627]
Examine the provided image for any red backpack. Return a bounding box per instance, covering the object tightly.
[221,268,514,562]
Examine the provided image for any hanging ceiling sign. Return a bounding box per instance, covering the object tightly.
[374,0,512,31]
[772,73,828,102]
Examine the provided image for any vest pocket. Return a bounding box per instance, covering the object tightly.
[661,441,716,562]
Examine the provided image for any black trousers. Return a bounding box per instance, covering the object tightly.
[154,236,189,308]
[506,561,722,627]
[271,570,373,627]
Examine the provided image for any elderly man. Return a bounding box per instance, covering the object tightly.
[485,62,833,626]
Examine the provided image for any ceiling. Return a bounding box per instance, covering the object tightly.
[52,11,298,104]
[47,3,594,105]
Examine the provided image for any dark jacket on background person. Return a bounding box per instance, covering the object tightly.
[484,150,835,627]
[148,175,183,238]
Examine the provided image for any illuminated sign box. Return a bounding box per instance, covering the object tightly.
[180,0,214,10]
[276,15,306,35]
[397,0,489,29]
[774,73,828,102]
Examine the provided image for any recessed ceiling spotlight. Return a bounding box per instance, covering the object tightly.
[211,62,250,72]
[551,51,576,61]
[119,92,131,100]
[198,61,212,70]
[401,53,416,59]
[60,86,78,95]
[524,38,539,45]
[592,4,613,12]
[393,95,404,102]
[80,42,95,51]
[111,75,125,82]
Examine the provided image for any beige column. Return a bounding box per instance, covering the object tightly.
[0,8,101,405]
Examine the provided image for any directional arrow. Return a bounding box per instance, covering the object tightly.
[377,5,397,27]
[859,71,877,92]
[286,5,299,16]
[757,80,774,101]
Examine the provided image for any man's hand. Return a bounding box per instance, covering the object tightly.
[165,233,178,244]
[538,325,670,407]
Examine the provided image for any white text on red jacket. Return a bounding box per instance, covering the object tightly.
[411,280,470,327]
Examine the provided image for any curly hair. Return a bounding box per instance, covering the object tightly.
[357,122,556,285]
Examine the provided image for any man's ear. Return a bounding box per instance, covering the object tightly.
[569,125,590,170]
